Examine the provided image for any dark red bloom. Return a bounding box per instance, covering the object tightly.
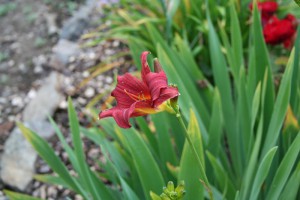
[263,14,297,48]
[249,1,278,26]
[99,51,179,128]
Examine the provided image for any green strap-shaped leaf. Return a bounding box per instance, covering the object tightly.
[34,174,69,189]
[207,88,223,156]
[49,116,79,172]
[207,10,241,176]
[178,110,205,200]
[120,176,140,200]
[206,151,236,200]
[266,133,300,200]
[4,190,43,200]
[68,97,115,200]
[291,26,300,109]
[135,117,159,155]
[122,128,165,200]
[252,4,275,133]
[230,2,243,80]
[249,147,278,200]
[261,49,294,157]
[279,162,300,200]
[152,112,178,175]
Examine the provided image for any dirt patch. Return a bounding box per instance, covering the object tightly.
[0,0,83,130]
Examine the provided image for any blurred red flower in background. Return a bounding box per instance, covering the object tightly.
[250,1,298,49]
[99,51,179,128]
[263,14,297,49]
[249,1,278,25]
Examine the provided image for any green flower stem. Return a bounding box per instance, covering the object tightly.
[175,111,214,200]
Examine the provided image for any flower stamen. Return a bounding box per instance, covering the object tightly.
[124,89,150,101]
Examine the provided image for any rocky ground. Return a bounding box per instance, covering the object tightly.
[0,0,132,199]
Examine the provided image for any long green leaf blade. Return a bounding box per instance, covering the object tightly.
[207,11,240,176]
[261,50,294,156]
[4,190,43,200]
[178,110,205,200]
[249,147,278,200]
[279,162,300,200]
[266,133,300,200]
[122,127,165,200]
[68,97,115,200]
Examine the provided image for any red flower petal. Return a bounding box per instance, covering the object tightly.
[111,73,151,108]
[99,101,155,128]
[153,86,179,108]
[145,71,168,104]
[249,1,278,13]
[249,1,278,26]
[141,51,151,84]
[99,104,135,128]
[263,14,297,48]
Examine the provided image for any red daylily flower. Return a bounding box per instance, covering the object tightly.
[249,1,278,26]
[263,14,297,49]
[99,51,179,128]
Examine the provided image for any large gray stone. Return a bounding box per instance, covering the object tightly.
[0,72,64,190]
[60,0,99,41]
[52,39,80,65]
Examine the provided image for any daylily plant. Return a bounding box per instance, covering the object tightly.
[99,51,179,128]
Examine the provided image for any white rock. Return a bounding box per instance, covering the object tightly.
[0,127,37,190]
[0,72,65,190]
[34,65,43,74]
[84,87,95,98]
[23,72,64,122]
[8,60,15,67]
[52,39,80,64]
[82,71,90,78]
[88,52,96,59]
[0,97,7,104]
[27,89,37,99]
[105,76,113,84]
[112,40,120,47]
[77,97,87,105]
[18,63,26,72]
[44,13,58,35]
[59,100,68,109]
[11,96,24,107]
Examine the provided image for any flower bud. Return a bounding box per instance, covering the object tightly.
[154,58,163,72]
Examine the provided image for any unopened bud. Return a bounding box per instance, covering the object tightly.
[154,58,163,72]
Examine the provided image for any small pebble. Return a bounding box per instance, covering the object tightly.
[8,60,15,67]
[18,63,26,72]
[34,65,43,74]
[112,40,120,47]
[82,71,90,78]
[84,87,95,98]
[38,164,51,173]
[59,100,68,109]
[11,96,24,107]
[88,52,96,59]
[27,89,37,99]
[0,98,7,104]
[47,186,58,197]
[77,97,87,105]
